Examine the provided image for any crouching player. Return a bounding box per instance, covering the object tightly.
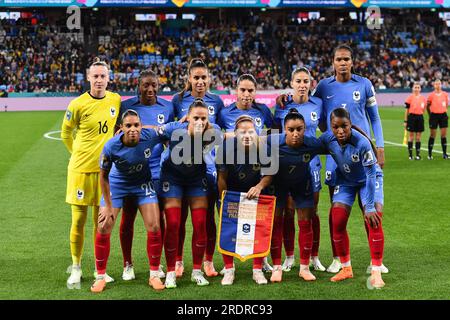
[268,109,326,283]
[320,108,385,288]
[217,115,273,286]
[91,109,165,292]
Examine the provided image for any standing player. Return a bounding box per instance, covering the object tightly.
[320,108,385,289]
[273,67,326,273]
[312,44,387,274]
[217,74,273,134]
[117,70,174,281]
[172,58,225,278]
[157,99,223,289]
[426,79,449,159]
[217,115,273,286]
[404,82,427,160]
[268,109,326,283]
[91,110,165,293]
[217,73,274,273]
[61,58,121,289]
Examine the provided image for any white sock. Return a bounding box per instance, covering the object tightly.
[311,256,319,263]
[150,270,159,278]
[342,260,351,267]
[371,265,382,272]
[300,264,309,271]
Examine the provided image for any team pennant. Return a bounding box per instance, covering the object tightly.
[218,191,276,261]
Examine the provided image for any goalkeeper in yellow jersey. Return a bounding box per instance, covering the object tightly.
[61,58,121,289]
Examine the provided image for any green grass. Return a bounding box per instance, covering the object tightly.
[0,108,449,300]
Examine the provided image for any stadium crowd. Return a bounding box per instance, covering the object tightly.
[0,10,449,93]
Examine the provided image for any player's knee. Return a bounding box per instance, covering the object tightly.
[144,220,160,233]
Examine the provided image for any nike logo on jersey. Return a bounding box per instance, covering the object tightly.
[82,113,91,120]
[327,95,335,99]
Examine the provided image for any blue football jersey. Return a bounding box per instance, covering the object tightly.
[172,91,224,124]
[216,137,269,192]
[217,102,274,133]
[157,121,223,180]
[268,134,325,186]
[319,129,377,186]
[274,96,322,138]
[120,96,175,180]
[100,128,161,185]
[313,74,384,147]
[120,96,175,126]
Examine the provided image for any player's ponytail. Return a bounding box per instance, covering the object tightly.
[331,108,378,161]
[188,97,208,114]
[284,108,305,126]
[179,58,208,102]
[90,57,109,70]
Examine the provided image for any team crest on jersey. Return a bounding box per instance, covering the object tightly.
[353,91,361,102]
[311,112,318,122]
[157,114,165,124]
[364,151,374,162]
[144,148,151,158]
[66,110,72,121]
[333,186,340,195]
[303,154,311,163]
[351,154,360,162]
[255,117,262,127]
[253,164,261,171]
[76,189,84,200]
[243,223,251,234]
[208,105,215,115]
[162,182,170,192]
[110,107,116,117]
[325,170,332,181]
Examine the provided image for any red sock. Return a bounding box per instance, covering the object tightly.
[147,231,162,271]
[119,202,138,267]
[331,207,350,264]
[311,213,321,257]
[367,212,384,266]
[164,207,181,272]
[205,205,216,261]
[191,208,207,270]
[176,205,189,261]
[95,233,111,275]
[222,254,234,269]
[282,210,295,256]
[253,257,263,269]
[329,207,338,257]
[298,220,313,265]
[270,215,283,266]
[160,210,166,244]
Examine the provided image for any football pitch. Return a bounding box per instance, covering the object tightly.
[0,107,449,300]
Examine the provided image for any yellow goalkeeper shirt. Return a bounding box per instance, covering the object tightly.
[61,91,121,173]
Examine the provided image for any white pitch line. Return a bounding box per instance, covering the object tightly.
[43,130,62,141]
[384,140,443,154]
